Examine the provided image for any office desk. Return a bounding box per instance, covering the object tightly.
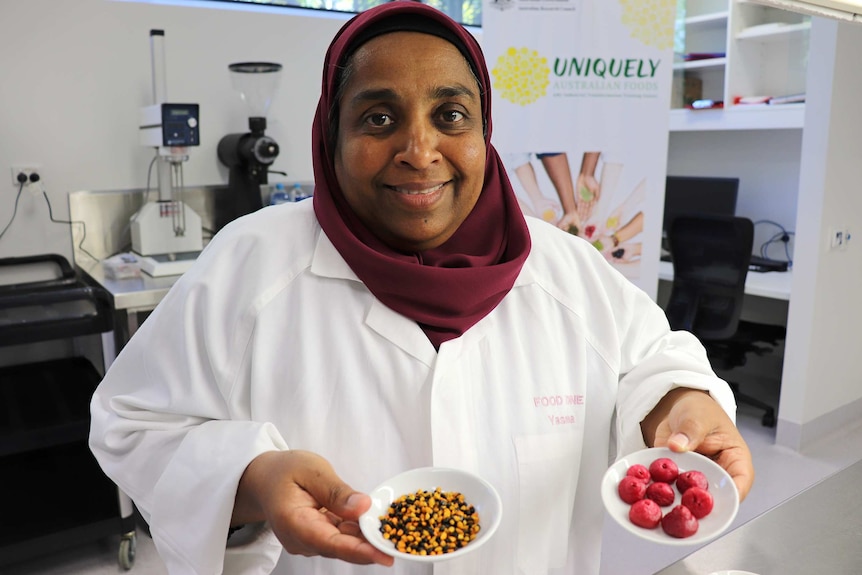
[658,261,792,301]
[655,458,862,574]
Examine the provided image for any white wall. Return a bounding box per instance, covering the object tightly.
[778,17,862,449]
[668,129,802,257]
[0,0,350,261]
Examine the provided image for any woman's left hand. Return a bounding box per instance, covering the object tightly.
[643,388,755,502]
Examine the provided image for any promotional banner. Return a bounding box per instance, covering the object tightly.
[482,0,676,294]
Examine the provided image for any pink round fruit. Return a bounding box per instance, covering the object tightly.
[626,464,651,483]
[646,481,676,507]
[629,498,662,529]
[661,504,699,538]
[649,457,679,483]
[676,470,709,494]
[618,475,647,504]
[681,486,714,518]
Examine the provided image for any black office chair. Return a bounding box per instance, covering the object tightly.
[664,214,785,427]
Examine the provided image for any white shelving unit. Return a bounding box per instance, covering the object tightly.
[672,0,730,109]
[735,20,811,40]
[669,102,804,130]
[671,0,811,131]
[675,57,728,71]
[686,9,730,28]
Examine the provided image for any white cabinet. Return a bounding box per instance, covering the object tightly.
[671,0,811,130]
[672,0,730,108]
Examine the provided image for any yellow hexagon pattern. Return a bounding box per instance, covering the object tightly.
[491,47,550,106]
[619,0,676,50]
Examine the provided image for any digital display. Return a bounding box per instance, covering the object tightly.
[157,104,199,146]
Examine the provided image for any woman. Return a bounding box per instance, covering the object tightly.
[90,2,753,574]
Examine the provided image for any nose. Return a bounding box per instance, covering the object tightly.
[393,118,442,169]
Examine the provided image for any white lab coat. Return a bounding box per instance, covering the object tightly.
[89,199,735,575]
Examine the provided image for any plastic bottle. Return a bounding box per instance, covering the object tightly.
[270,183,290,205]
[292,183,310,202]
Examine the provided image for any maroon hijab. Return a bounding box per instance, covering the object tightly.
[311,1,531,349]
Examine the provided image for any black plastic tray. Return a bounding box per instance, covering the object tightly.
[0,254,77,293]
[0,254,112,346]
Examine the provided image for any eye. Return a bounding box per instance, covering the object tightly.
[365,113,394,127]
[440,109,465,124]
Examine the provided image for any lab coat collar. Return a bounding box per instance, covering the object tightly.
[309,229,538,365]
[311,230,437,364]
[309,229,361,282]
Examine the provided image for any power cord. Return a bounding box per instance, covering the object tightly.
[754,219,794,267]
[20,172,100,262]
[0,179,26,241]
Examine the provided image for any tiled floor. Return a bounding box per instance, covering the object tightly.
[6,396,862,575]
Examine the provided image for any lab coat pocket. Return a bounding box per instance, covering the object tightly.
[514,432,581,574]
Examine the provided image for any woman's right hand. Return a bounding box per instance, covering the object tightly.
[234,450,394,566]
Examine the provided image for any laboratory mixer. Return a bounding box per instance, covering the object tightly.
[132,29,203,277]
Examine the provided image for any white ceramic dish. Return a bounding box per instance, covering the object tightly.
[601,447,739,546]
[359,467,502,562]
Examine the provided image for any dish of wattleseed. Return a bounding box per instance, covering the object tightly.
[378,487,481,556]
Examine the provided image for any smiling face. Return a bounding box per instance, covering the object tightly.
[333,31,486,252]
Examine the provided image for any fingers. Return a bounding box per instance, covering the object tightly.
[665,418,708,453]
[664,431,754,503]
[656,389,756,503]
[281,506,394,566]
[293,465,370,523]
[324,531,394,566]
[659,389,719,452]
[714,446,754,502]
[245,450,394,566]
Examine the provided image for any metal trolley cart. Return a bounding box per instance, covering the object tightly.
[0,254,136,569]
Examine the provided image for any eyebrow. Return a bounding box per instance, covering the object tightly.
[349,83,479,105]
[434,84,478,101]
[350,87,397,105]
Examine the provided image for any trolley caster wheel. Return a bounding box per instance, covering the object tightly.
[762,412,776,428]
[119,532,137,570]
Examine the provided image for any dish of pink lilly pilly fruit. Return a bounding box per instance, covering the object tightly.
[601,447,739,546]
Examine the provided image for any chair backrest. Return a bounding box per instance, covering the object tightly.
[664,214,754,340]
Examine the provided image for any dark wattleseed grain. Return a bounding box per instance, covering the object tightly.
[379,487,481,555]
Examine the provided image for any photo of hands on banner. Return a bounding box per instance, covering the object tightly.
[504,151,645,271]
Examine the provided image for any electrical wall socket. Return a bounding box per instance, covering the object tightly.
[829,227,851,251]
[10,165,41,187]
[840,228,852,250]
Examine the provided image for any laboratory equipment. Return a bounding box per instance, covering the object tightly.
[216,62,283,230]
[132,29,203,277]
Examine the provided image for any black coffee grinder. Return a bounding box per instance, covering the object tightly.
[216,62,283,230]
